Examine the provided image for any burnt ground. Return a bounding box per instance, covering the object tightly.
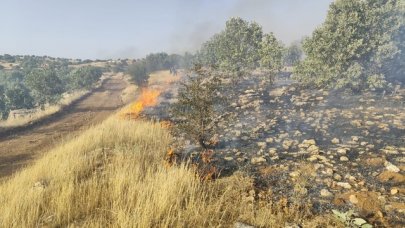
[0,74,128,180]
[146,73,405,227]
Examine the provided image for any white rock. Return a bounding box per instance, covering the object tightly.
[251,157,266,164]
[340,156,349,161]
[320,189,333,197]
[337,182,352,189]
[385,161,400,172]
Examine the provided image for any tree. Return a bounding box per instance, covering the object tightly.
[197,17,264,76]
[4,83,34,110]
[171,65,224,149]
[259,33,284,74]
[294,0,404,91]
[0,85,8,119]
[284,43,303,67]
[25,69,65,107]
[68,66,103,90]
[127,60,149,87]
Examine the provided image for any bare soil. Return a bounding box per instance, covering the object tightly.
[0,74,128,180]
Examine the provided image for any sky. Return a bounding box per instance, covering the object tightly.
[0,0,333,60]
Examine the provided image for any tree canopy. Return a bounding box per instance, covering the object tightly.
[294,0,404,91]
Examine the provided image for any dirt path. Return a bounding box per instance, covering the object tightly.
[0,74,128,180]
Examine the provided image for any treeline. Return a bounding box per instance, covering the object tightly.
[0,58,103,119]
[127,52,194,87]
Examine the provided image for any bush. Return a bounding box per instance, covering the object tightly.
[25,69,65,106]
[128,60,149,87]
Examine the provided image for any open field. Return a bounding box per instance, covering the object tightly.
[0,74,128,180]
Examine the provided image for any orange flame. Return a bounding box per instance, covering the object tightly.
[120,88,160,119]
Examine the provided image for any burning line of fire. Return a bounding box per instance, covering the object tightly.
[119,88,161,120]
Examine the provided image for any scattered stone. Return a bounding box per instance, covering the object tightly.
[251,157,266,165]
[337,182,352,189]
[377,171,405,185]
[390,188,398,195]
[320,189,333,197]
[334,174,342,181]
[340,156,349,162]
[307,145,320,154]
[349,194,359,204]
[331,138,340,144]
[384,161,400,172]
[365,157,385,167]
[337,148,347,155]
[224,157,234,161]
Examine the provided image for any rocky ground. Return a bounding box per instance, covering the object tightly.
[145,74,405,227]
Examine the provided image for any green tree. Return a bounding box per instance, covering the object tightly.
[25,69,65,107]
[284,43,303,67]
[0,85,9,119]
[259,33,284,74]
[294,0,404,91]
[171,65,224,149]
[128,60,149,87]
[198,17,264,76]
[4,83,34,110]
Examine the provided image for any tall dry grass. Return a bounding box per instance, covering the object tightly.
[0,116,341,227]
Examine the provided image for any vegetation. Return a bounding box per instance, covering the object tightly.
[283,43,303,67]
[294,0,405,91]
[0,55,104,119]
[0,116,341,227]
[197,17,284,77]
[171,66,223,149]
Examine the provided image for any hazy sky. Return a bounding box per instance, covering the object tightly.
[0,0,333,59]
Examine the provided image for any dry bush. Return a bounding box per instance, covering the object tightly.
[0,116,342,227]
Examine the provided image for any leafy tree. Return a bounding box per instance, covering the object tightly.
[198,17,264,76]
[68,66,103,90]
[128,60,149,87]
[0,85,8,119]
[25,69,65,106]
[171,65,224,149]
[284,43,303,67]
[259,33,284,74]
[294,0,404,91]
[4,83,34,110]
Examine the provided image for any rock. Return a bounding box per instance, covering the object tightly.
[303,139,316,146]
[340,156,349,162]
[349,194,359,204]
[224,157,234,161]
[289,171,300,178]
[365,157,385,167]
[325,168,334,176]
[391,188,399,195]
[320,189,333,197]
[331,138,340,144]
[265,137,274,143]
[334,174,342,181]
[337,182,352,189]
[251,157,266,165]
[377,171,405,185]
[351,136,359,142]
[385,161,400,172]
[307,145,319,154]
[337,148,347,154]
[257,142,267,148]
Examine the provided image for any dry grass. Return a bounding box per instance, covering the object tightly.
[0,114,341,227]
[149,70,182,86]
[0,91,88,128]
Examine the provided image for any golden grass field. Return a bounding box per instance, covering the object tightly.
[0,108,342,227]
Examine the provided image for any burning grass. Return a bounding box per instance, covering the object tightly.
[0,114,342,227]
[119,88,160,120]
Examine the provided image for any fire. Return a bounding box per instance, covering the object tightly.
[120,88,160,119]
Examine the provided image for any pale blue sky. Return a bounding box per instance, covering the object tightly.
[0,0,333,59]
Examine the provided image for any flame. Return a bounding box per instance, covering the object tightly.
[120,88,160,119]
